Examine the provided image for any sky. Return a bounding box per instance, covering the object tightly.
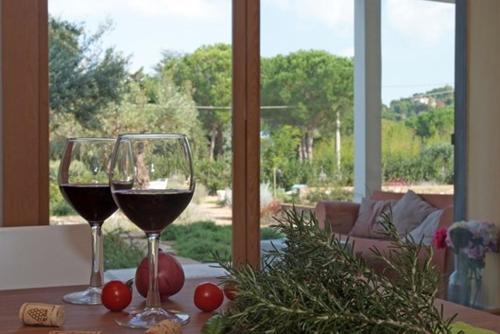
[48,0,455,105]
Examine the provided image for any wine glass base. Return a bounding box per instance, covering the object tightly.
[115,307,190,329]
[63,287,102,305]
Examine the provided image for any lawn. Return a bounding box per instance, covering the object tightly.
[161,220,284,262]
[102,221,284,270]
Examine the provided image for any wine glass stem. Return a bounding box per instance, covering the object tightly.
[146,233,161,309]
[89,223,103,289]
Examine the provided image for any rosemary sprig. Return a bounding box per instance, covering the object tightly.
[216,209,461,334]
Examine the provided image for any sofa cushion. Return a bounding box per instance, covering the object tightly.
[345,235,431,276]
[407,209,444,245]
[350,198,395,239]
[388,190,437,235]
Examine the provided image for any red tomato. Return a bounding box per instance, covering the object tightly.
[101,280,132,312]
[223,282,238,301]
[194,282,224,312]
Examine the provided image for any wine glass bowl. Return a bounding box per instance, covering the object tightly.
[109,134,194,329]
[58,137,117,305]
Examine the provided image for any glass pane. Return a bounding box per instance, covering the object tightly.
[260,0,355,227]
[48,1,233,271]
[381,0,455,195]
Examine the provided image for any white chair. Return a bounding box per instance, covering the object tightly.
[0,224,91,290]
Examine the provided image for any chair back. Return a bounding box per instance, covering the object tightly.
[0,224,91,290]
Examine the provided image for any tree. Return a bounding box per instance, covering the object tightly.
[262,125,302,190]
[159,44,231,160]
[420,85,454,106]
[385,85,454,121]
[49,17,129,130]
[96,73,205,157]
[406,106,454,141]
[261,50,353,171]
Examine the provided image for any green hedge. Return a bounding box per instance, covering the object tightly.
[383,143,453,184]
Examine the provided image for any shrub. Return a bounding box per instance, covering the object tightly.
[305,187,352,204]
[49,160,75,216]
[195,158,231,195]
[383,143,453,184]
[103,229,145,270]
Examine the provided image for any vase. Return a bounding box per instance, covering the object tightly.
[447,251,484,308]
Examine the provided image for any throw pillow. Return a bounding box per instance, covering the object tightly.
[407,209,444,245]
[350,198,395,239]
[390,190,437,235]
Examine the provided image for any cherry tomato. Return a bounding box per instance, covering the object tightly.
[223,282,238,301]
[194,282,224,312]
[101,280,132,312]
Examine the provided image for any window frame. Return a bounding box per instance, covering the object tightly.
[1,0,49,227]
[1,0,262,266]
[1,0,467,267]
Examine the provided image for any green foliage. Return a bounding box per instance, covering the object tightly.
[50,180,73,216]
[383,143,453,184]
[49,160,74,216]
[382,120,421,157]
[262,50,353,163]
[49,17,128,129]
[261,125,302,187]
[261,50,353,131]
[217,210,456,333]
[195,158,232,194]
[103,229,145,270]
[406,107,454,141]
[96,74,203,140]
[305,187,353,204]
[384,85,454,121]
[160,44,232,159]
[160,221,284,263]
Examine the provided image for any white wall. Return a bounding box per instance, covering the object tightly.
[467,0,500,309]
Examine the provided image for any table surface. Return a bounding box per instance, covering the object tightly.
[1,280,500,333]
[0,278,223,334]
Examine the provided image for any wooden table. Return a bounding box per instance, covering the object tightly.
[439,300,500,332]
[1,279,500,333]
[0,278,222,333]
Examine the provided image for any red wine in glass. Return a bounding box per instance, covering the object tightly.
[58,138,116,305]
[110,133,194,329]
[112,189,193,233]
[59,184,117,226]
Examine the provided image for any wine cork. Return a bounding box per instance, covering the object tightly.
[19,303,64,327]
[145,319,182,334]
[49,331,102,334]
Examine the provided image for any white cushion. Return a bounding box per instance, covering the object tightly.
[391,190,438,235]
[407,209,444,245]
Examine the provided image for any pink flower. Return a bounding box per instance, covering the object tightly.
[433,227,448,249]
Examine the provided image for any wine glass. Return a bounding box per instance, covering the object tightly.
[109,134,194,328]
[58,137,117,305]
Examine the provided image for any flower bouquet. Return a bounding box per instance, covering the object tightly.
[434,221,497,308]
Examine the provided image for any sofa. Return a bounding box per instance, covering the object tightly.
[314,191,453,297]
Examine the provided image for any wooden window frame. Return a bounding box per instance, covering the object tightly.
[1,0,466,268]
[232,0,261,268]
[1,0,262,266]
[1,0,49,227]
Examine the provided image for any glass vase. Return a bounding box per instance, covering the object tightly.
[447,250,484,308]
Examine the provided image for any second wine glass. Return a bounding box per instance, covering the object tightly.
[58,137,117,305]
[109,133,194,328]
